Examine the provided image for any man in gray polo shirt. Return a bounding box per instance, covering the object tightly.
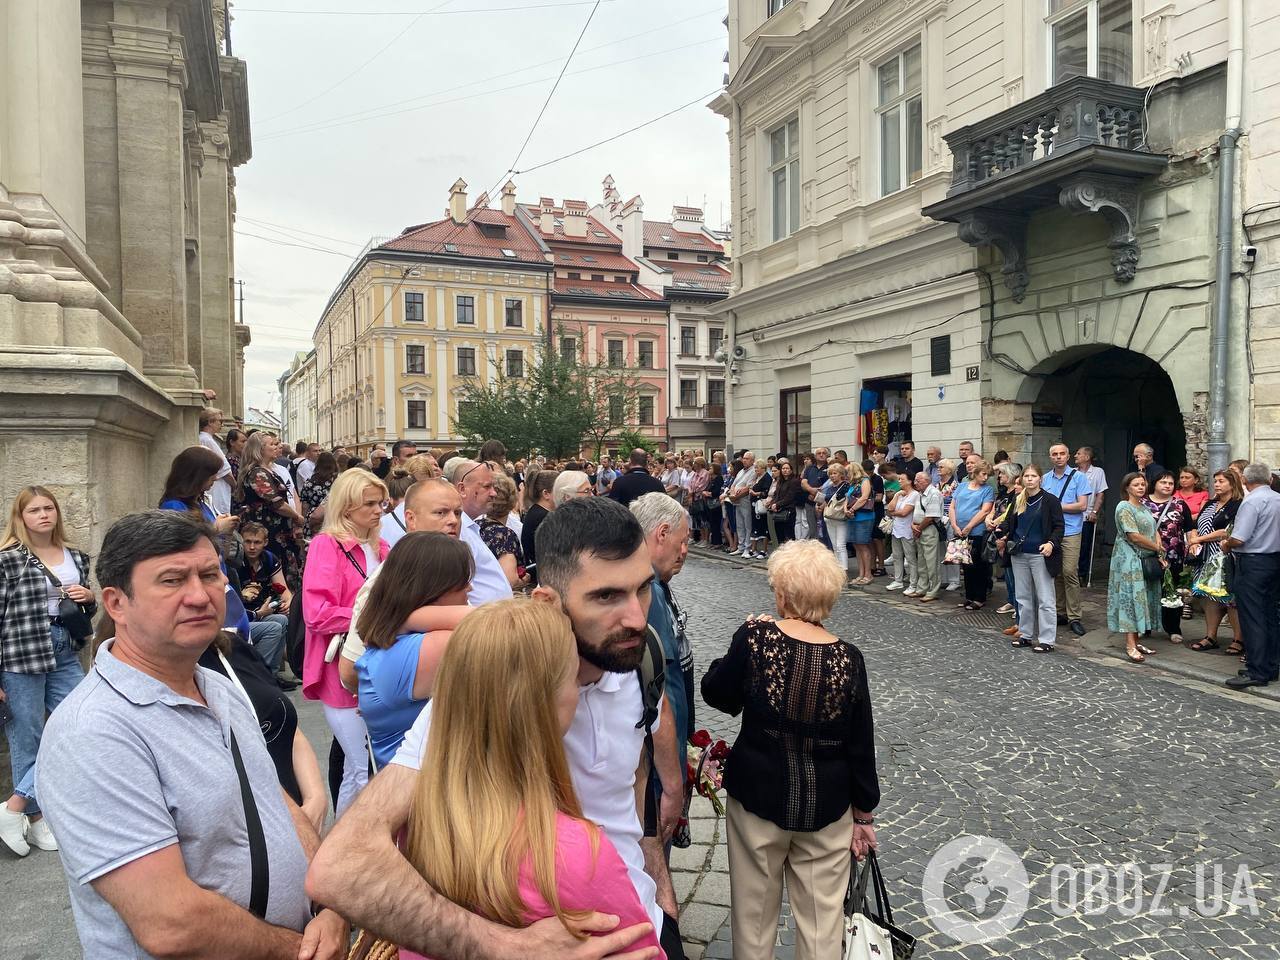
[36,511,347,959]
[1223,462,1280,689]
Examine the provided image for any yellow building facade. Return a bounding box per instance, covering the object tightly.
[314,182,553,452]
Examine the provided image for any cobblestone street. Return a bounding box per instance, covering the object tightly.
[5,553,1279,959]
[674,553,1280,959]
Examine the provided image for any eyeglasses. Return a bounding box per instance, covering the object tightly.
[457,462,484,484]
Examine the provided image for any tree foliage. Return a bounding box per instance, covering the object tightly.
[453,333,642,460]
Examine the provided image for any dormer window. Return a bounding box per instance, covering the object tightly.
[501,248,517,258]
[444,243,459,253]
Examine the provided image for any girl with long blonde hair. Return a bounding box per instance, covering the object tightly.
[399,599,663,960]
[302,468,390,814]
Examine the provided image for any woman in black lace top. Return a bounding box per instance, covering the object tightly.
[703,538,880,960]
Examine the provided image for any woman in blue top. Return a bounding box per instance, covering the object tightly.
[950,459,996,609]
[354,531,473,768]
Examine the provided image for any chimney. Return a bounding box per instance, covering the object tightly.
[671,204,705,233]
[620,195,643,261]
[563,199,589,238]
[501,180,517,216]
[448,178,468,224]
[539,197,555,235]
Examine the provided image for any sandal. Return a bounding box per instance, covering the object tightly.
[1224,642,1244,657]
[1032,643,1056,653]
[1169,634,1184,645]
[1126,648,1147,663]
[1136,644,1156,656]
[1011,638,1033,648]
[1189,636,1219,651]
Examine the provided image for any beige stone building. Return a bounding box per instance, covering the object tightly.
[279,349,317,447]
[0,0,250,548]
[713,0,1278,477]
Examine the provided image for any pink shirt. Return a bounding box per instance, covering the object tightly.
[301,533,389,708]
[1177,489,1210,519]
[402,813,664,960]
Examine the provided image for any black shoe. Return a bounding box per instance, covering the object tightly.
[276,676,300,691]
[1225,675,1270,689]
[1057,615,1068,626]
[1069,620,1086,637]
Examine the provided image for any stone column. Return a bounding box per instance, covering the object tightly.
[234,323,250,419]
[198,118,235,408]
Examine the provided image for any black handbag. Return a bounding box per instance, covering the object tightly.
[24,548,95,646]
[845,850,917,960]
[1140,553,1164,582]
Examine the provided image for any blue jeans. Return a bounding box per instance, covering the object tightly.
[2,624,85,815]
[249,614,289,672]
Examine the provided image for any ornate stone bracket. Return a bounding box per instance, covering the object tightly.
[1058,173,1142,282]
[956,211,1029,301]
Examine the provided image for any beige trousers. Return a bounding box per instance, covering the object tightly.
[1054,533,1083,620]
[725,796,854,960]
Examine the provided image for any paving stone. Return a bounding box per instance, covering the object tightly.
[691,870,732,907]
[679,902,731,944]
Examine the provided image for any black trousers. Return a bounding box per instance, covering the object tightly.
[660,912,687,960]
[962,538,991,603]
[1235,552,1280,681]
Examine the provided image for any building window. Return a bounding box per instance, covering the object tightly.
[708,379,725,411]
[680,326,697,356]
[407,400,427,429]
[559,336,576,360]
[456,295,475,325]
[709,327,724,357]
[608,393,625,422]
[876,44,923,196]
[405,292,424,322]
[592,274,605,281]
[667,252,679,260]
[607,339,624,367]
[505,299,523,327]
[679,379,698,407]
[767,0,791,14]
[568,271,581,279]
[638,395,655,426]
[697,254,709,262]
[1047,0,1132,86]
[930,335,952,377]
[406,344,426,374]
[457,347,476,376]
[505,349,524,378]
[768,116,801,241]
[779,387,811,457]
[637,341,654,369]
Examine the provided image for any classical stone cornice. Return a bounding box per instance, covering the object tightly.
[220,55,252,167]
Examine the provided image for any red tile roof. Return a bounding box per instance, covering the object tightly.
[643,220,725,254]
[380,211,547,264]
[554,249,636,271]
[666,262,731,293]
[553,277,665,302]
[521,205,622,246]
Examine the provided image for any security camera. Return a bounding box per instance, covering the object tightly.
[1243,245,1258,264]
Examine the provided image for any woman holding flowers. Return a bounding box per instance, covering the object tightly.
[702,539,880,960]
[1187,469,1245,655]
[1142,471,1190,644]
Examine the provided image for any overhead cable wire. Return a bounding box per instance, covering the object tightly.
[236,230,361,258]
[259,36,723,141]
[514,88,722,175]
[237,1,614,14]
[260,0,453,122]
[238,216,365,247]
[257,6,723,136]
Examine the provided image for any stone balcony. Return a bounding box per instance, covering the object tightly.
[923,75,1169,301]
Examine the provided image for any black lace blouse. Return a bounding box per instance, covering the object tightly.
[702,618,879,832]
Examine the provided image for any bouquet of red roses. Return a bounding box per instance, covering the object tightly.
[672,729,730,846]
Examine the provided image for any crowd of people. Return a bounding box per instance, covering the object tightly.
[3,407,1279,960]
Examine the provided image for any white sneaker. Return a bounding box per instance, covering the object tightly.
[886,581,904,591]
[26,817,57,852]
[944,582,960,591]
[0,807,29,857]
[903,588,920,597]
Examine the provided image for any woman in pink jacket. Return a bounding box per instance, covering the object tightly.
[302,468,389,815]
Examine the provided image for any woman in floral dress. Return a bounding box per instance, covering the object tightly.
[299,452,339,535]
[237,432,305,582]
[1142,471,1190,644]
[1107,472,1165,663]
[1187,469,1245,655]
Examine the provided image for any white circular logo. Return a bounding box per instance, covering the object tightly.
[922,835,1030,944]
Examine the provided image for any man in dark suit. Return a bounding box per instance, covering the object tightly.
[607,448,666,506]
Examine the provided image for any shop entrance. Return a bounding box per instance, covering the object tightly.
[859,376,913,458]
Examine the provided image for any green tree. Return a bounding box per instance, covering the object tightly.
[453,333,640,459]
[615,428,659,458]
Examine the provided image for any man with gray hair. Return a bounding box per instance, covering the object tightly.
[728,451,760,559]
[1223,463,1280,689]
[1132,443,1165,491]
[444,458,512,605]
[631,493,694,769]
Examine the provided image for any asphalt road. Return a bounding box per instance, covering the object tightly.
[5,553,1278,959]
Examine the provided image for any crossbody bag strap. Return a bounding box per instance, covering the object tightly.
[216,650,259,723]
[22,546,66,596]
[390,510,407,532]
[337,544,368,580]
[228,729,270,919]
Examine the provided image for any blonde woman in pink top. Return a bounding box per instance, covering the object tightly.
[397,598,664,960]
[302,468,389,815]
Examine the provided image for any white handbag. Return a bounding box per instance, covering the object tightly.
[844,906,894,960]
[843,852,916,960]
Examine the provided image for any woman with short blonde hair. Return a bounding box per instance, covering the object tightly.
[704,539,880,960]
[304,468,390,814]
[400,599,662,958]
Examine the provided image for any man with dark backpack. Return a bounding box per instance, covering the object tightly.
[309,496,687,960]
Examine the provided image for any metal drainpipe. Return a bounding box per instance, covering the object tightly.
[1207,0,1244,475]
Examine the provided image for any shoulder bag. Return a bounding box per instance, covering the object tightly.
[826,482,851,522]
[844,851,916,960]
[24,548,95,647]
[323,544,371,663]
[1140,500,1172,582]
[228,728,270,919]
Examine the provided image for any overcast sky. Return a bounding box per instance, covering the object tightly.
[230,0,731,415]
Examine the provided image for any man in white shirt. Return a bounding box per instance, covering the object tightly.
[295,442,320,487]
[197,409,233,515]
[444,458,514,605]
[309,497,682,960]
[727,451,759,558]
[1075,445,1108,584]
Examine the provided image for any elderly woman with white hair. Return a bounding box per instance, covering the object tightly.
[551,469,592,508]
[703,539,880,960]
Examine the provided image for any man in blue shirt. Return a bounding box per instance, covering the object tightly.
[801,447,829,541]
[1224,463,1280,689]
[1044,442,1091,636]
